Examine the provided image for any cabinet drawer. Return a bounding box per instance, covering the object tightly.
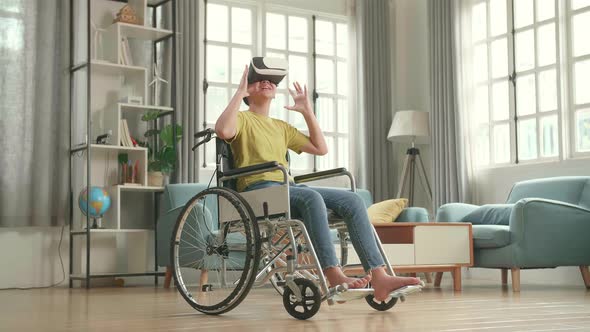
[338,244,415,266]
[414,226,470,264]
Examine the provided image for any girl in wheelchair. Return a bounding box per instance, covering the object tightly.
[214,57,422,303]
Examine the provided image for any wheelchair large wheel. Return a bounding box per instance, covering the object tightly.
[171,187,260,315]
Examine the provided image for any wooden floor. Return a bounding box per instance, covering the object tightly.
[1,279,590,332]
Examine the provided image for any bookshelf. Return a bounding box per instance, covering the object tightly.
[69,0,176,288]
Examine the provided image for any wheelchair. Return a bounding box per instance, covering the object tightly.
[170,128,423,320]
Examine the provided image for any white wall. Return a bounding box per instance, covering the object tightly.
[0,227,68,288]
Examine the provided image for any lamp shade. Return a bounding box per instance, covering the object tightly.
[387,110,430,144]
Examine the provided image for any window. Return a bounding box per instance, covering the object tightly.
[204,2,350,174]
[567,0,590,154]
[467,0,563,167]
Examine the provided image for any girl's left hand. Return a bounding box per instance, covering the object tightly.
[285,82,312,115]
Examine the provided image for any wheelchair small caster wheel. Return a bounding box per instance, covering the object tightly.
[201,284,212,292]
[365,284,398,311]
[283,278,321,320]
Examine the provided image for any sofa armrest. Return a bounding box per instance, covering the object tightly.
[436,203,480,222]
[508,198,590,266]
[396,207,429,222]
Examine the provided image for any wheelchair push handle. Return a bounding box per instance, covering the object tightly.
[192,128,216,151]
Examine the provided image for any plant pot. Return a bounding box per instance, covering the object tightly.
[148,171,164,187]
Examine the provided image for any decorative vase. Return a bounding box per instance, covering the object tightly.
[148,171,164,187]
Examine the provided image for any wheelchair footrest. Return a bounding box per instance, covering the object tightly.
[331,282,424,303]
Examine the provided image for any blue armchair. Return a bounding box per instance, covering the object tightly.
[157,183,429,288]
[436,176,590,291]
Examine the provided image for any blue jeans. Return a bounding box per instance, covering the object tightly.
[244,181,385,271]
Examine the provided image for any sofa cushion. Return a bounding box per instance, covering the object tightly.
[460,204,514,225]
[368,198,408,223]
[472,225,511,249]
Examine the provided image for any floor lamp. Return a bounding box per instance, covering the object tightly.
[388,110,433,207]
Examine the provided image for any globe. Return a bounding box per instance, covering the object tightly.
[78,186,111,218]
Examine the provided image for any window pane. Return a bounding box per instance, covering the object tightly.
[576,109,590,152]
[491,38,508,78]
[471,2,487,42]
[288,55,308,87]
[266,13,286,50]
[536,0,555,21]
[515,29,535,72]
[514,0,534,29]
[207,45,228,83]
[0,0,21,13]
[207,4,228,42]
[315,20,334,56]
[317,136,335,170]
[574,59,590,105]
[336,23,348,58]
[492,81,509,121]
[538,69,557,112]
[206,87,228,123]
[475,85,490,124]
[493,124,510,163]
[338,137,349,167]
[572,12,590,57]
[231,48,251,84]
[518,118,538,160]
[337,61,348,95]
[288,16,308,52]
[475,125,490,165]
[540,115,558,157]
[291,111,307,130]
[490,0,507,36]
[317,97,334,132]
[270,93,288,121]
[537,23,556,67]
[473,44,488,83]
[290,151,312,171]
[572,0,590,10]
[316,58,335,94]
[231,7,252,45]
[337,99,349,133]
[516,74,536,116]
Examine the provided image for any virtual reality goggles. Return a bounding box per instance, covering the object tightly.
[248,57,288,85]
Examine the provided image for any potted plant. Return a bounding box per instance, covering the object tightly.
[140,110,182,187]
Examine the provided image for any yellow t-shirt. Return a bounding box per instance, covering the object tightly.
[226,111,310,192]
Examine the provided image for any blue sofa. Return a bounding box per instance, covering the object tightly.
[156,183,429,287]
[436,176,590,291]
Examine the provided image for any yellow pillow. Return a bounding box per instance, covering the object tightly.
[367,199,408,224]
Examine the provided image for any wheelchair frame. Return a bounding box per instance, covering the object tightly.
[171,129,422,320]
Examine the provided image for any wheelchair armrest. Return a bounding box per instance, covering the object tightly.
[222,161,279,177]
[293,167,356,191]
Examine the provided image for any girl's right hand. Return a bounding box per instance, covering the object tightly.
[237,65,249,98]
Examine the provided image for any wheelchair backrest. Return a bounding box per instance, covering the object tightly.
[215,137,291,221]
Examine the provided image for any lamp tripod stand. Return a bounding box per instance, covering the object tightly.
[396,146,432,207]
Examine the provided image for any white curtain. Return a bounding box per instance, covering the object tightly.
[0,0,70,227]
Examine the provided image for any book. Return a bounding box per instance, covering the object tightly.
[120,37,133,66]
[120,119,133,147]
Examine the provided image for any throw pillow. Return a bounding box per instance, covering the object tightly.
[367,198,408,224]
[460,204,514,225]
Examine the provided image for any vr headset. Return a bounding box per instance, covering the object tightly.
[248,57,288,85]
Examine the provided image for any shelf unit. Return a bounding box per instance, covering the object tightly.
[69,0,176,288]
